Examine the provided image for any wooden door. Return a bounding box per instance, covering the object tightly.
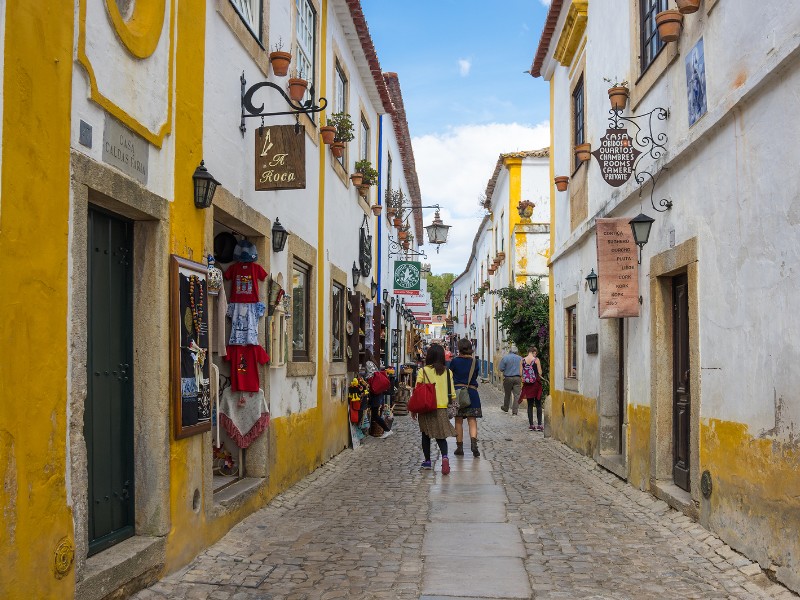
[86,208,135,555]
[672,274,690,491]
[618,318,625,454]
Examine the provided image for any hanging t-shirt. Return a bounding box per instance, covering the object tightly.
[227,301,266,346]
[225,344,270,392]
[224,262,267,303]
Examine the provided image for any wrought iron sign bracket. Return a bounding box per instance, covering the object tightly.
[387,235,427,260]
[606,105,673,213]
[240,72,328,136]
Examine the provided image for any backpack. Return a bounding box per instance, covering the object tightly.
[522,360,538,384]
[369,370,391,395]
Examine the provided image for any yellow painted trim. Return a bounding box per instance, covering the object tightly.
[77,0,175,147]
[104,0,166,58]
[553,0,588,68]
[504,156,522,282]
[548,79,555,396]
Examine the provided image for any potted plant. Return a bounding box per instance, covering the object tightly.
[603,77,629,111]
[269,38,291,77]
[676,0,700,13]
[497,251,506,261]
[402,239,410,250]
[350,172,363,186]
[398,229,408,241]
[370,204,382,216]
[287,72,308,103]
[357,185,369,199]
[328,111,354,158]
[393,216,402,228]
[354,159,378,187]
[319,120,336,145]
[554,176,570,192]
[575,143,591,162]
[655,9,683,42]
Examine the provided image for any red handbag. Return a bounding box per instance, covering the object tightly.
[407,369,437,413]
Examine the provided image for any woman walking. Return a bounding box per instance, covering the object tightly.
[450,338,482,457]
[364,350,393,438]
[412,344,456,474]
[519,346,544,431]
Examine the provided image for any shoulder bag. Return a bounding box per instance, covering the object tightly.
[457,357,477,409]
[446,370,458,419]
[408,369,437,414]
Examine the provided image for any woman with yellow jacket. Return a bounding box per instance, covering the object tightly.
[412,344,457,474]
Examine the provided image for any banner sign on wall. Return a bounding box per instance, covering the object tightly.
[255,125,306,191]
[393,261,421,295]
[592,129,641,187]
[596,218,640,318]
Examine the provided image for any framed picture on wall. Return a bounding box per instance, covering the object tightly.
[170,255,212,439]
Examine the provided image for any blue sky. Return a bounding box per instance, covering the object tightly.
[361,0,553,275]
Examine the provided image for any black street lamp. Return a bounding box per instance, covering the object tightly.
[352,261,360,287]
[272,218,289,253]
[193,160,220,209]
[586,268,598,294]
[629,213,655,264]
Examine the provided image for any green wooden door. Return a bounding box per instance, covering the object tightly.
[86,207,135,555]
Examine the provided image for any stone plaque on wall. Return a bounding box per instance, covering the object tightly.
[596,218,639,318]
[102,116,149,185]
[255,125,306,191]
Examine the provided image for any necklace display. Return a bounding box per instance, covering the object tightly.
[188,275,205,339]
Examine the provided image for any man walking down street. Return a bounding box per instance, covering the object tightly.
[498,344,522,415]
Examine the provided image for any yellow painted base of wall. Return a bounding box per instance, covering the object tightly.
[701,419,800,592]
[549,389,597,457]
[627,404,651,490]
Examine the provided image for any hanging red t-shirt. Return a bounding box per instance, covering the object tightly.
[224,262,267,303]
[225,345,270,392]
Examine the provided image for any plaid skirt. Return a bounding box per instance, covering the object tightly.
[418,408,457,439]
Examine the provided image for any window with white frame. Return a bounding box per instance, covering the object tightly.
[359,116,370,162]
[334,61,347,114]
[230,0,262,39]
[295,0,316,84]
[565,304,578,379]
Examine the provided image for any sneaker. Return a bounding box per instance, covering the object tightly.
[536,425,544,431]
[441,456,450,475]
[380,430,395,439]
[500,406,509,413]
[421,460,432,470]
[529,425,535,431]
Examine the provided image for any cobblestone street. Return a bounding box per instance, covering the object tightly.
[134,386,796,600]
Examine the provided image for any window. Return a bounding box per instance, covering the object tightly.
[230,0,262,39]
[295,0,316,86]
[572,75,585,147]
[270,303,286,367]
[334,61,347,114]
[359,116,370,162]
[500,212,504,252]
[385,155,392,201]
[292,259,311,361]
[331,282,345,361]
[566,305,578,378]
[640,0,667,73]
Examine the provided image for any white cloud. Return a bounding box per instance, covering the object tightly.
[411,122,550,275]
[458,58,472,77]
[540,0,552,6]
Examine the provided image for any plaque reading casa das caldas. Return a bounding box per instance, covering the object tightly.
[255,125,306,191]
[592,128,641,188]
[596,218,639,318]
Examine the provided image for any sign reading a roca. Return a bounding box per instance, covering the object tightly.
[596,218,639,318]
[255,125,306,191]
[592,128,641,187]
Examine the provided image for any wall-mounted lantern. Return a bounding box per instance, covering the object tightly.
[390,296,396,308]
[352,261,360,287]
[629,213,655,264]
[272,218,289,253]
[586,268,598,294]
[193,160,219,209]
[371,279,378,300]
[425,210,451,247]
[382,289,389,303]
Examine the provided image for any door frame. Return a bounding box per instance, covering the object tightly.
[649,238,701,508]
[68,152,171,576]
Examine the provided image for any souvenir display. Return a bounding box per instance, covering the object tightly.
[227,301,266,346]
[346,321,354,335]
[225,261,267,304]
[219,387,270,449]
[224,344,269,392]
[207,254,223,296]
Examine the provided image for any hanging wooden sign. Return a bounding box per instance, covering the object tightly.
[255,125,306,191]
[596,218,640,318]
[592,128,641,187]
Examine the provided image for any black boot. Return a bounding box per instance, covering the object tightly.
[471,437,480,457]
[454,442,464,456]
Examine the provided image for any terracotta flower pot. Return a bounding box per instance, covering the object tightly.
[350,172,363,187]
[655,9,683,42]
[331,142,345,158]
[554,176,570,192]
[398,230,408,241]
[402,240,410,250]
[370,204,382,216]
[287,78,308,102]
[393,217,402,227]
[497,252,505,261]
[269,51,291,77]
[357,185,369,199]
[320,125,336,145]
[575,143,591,162]
[608,86,629,111]
[676,0,701,14]
[387,207,396,218]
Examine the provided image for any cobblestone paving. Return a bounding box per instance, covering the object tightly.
[133,386,797,599]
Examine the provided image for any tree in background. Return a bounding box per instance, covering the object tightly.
[493,278,550,396]
[426,272,455,313]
